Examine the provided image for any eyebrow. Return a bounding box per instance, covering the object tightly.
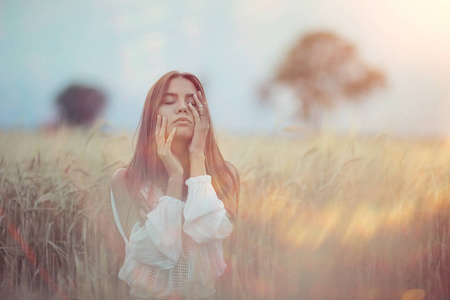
[164,92,194,98]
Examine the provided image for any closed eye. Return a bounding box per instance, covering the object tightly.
[186,95,196,106]
[163,97,176,104]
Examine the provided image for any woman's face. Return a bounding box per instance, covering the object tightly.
[157,77,198,141]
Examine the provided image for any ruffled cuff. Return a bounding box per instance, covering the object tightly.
[183,175,233,243]
[154,195,185,208]
[184,175,223,221]
[185,175,212,188]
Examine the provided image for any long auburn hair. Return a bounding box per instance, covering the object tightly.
[125,71,239,218]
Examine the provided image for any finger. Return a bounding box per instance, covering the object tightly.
[197,91,208,107]
[198,91,207,106]
[165,127,176,151]
[160,117,167,137]
[188,102,200,124]
[194,92,207,116]
[155,115,164,150]
[193,92,203,108]
[155,115,161,136]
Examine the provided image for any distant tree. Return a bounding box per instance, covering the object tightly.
[56,84,107,127]
[261,31,386,127]
[43,84,107,132]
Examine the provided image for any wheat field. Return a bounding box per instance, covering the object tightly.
[1,127,450,300]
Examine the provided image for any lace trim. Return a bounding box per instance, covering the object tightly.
[129,266,158,299]
[146,268,157,291]
[171,235,189,296]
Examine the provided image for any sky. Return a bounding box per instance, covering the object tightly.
[1,0,449,138]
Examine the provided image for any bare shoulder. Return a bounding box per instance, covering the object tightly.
[111,168,130,199]
[111,168,128,190]
[225,161,239,182]
[110,168,132,206]
[110,168,139,238]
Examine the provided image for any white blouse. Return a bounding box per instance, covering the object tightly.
[110,175,234,299]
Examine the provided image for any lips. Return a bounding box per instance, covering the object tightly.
[174,117,192,124]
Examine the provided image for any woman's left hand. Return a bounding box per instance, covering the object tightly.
[188,91,209,155]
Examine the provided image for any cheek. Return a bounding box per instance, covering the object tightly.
[156,107,166,118]
[156,109,169,131]
[165,123,175,137]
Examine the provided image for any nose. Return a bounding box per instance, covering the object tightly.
[177,102,188,114]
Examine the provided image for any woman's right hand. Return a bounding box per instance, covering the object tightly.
[155,115,184,177]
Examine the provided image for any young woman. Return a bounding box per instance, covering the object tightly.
[110,71,239,299]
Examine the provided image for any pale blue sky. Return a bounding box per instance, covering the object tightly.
[1,0,449,137]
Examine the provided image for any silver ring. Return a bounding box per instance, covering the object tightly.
[198,104,204,108]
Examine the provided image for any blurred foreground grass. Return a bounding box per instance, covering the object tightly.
[1,127,450,300]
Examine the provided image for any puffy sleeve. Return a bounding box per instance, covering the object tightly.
[183,175,233,244]
[129,195,185,269]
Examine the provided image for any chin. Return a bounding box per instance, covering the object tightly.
[174,127,194,141]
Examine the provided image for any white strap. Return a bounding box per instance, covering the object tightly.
[110,187,128,244]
